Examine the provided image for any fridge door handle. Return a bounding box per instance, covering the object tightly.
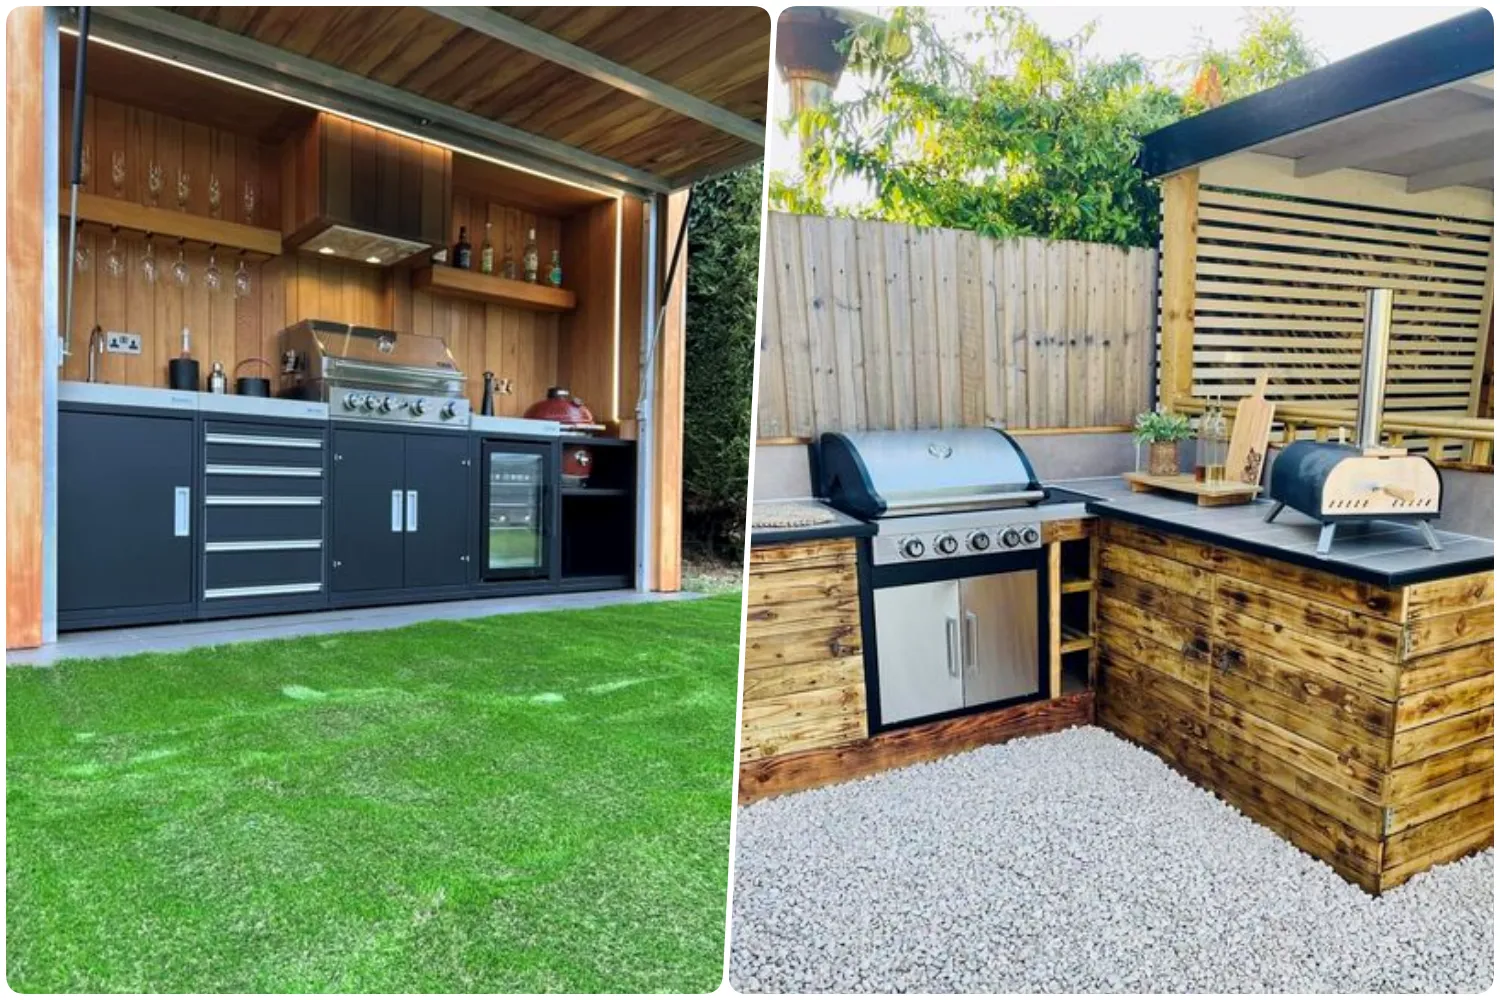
[173,486,191,537]
[406,490,418,533]
[964,610,978,671]
[945,616,960,678]
[390,489,404,532]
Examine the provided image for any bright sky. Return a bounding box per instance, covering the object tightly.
[769,5,1476,177]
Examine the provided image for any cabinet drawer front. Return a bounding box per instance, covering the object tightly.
[204,438,325,469]
[205,503,324,543]
[205,467,324,497]
[204,548,323,598]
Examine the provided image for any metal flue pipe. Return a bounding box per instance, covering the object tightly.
[62,6,91,361]
[1353,288,1395,453]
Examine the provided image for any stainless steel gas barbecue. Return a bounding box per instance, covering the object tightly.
[819,428,1056,731]
[277,319,472,429]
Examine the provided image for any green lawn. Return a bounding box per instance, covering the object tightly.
[7,594,741,993]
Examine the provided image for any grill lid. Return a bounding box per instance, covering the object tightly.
[279,319,466,398]
[819,428,1042,519]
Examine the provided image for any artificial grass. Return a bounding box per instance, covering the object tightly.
[7,594,742,993]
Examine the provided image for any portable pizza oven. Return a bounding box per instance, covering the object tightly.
[1265,288,1443,556]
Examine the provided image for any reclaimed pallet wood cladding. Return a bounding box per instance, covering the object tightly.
[1094,518,1495,893]
[757,212,1158,437]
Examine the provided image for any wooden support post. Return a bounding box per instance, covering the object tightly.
[1157,168,1199,411]
[7,7,46,649]
[651,190,688,593]
[1047,541,1062,697]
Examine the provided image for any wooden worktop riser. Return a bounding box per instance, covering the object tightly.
[1095,518,1494,894]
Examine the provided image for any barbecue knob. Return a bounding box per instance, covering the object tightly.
[967,531,991,552]
[360,394,378,411]
[378,396,395,413]
[935,533,958,556]
[1001,528,1022,549]
[900,537,926,560]
[410,398,426,416]
[1021,526,1040,546]
[440,401,459,419]
[342,393,359,410]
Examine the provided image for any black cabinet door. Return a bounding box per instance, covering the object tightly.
[330,428,405,592]
[58,409,195,613]
[403,433,471,589]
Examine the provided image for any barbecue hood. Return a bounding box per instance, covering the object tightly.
[281,112,453,267]
[820,428,1043,519]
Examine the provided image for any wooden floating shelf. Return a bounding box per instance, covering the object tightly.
[65,192,282,257]
[1060,576,1093,594]
[1059,626,1094,655]
[411,265,576,313]
[1122,471,1262,507]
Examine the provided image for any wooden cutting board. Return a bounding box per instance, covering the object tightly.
[1225,373,1276,485]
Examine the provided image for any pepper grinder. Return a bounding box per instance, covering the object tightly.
[481,371,496,416]
[207,361,227,394]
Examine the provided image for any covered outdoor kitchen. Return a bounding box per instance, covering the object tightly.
[5,7,770,651]
[736,15,1493,985]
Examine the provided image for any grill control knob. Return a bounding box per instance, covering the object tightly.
[900,537,926,560]
[360,394,378,411]
[440,401,459,420]
[1001,528,1022,549]
[967,531,991,552]
[378,396,395,413]
[342,394,359,410]
[934,533,958,556]
[410,398,426,416]
[1021,526,1040,546]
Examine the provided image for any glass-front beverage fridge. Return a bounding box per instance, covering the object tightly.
[479,440,553,581]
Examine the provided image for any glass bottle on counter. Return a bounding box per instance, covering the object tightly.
[480,222,495,275]
[548,250,563,287]
[522,228,539,284]
[1195,395,1228,485]
[502,243,517,280]
[452,226,472,270]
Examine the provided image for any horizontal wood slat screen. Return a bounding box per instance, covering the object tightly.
[1176,187,1493,436]
[759,212,1157,437]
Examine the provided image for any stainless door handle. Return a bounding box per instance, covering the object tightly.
[406,490,418,532]
[173,486,190,537]
[964,611,978,670]
[390,489,404,532]
[945,617,960,678]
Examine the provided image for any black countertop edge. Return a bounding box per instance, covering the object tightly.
[751,521,877,547]
[1085,502,1493,588]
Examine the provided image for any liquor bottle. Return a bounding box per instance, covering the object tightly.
[522,228,538,284]
[502,244,517,280]
[452,226,472,269]
[548,250,563,288]
[480,222,495,275]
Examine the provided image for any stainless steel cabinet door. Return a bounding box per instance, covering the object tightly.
[873,580,964,724]
[959,571,1040,707]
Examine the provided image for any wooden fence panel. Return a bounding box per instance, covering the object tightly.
[756,212,1162,437]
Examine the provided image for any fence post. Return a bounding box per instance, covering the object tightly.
[1158,168,1199,412]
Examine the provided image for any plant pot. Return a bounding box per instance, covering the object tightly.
[1147,440,1179,476]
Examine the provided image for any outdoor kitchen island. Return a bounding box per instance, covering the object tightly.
[1081,477,1494,894]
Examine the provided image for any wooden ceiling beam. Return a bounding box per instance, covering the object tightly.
[421,6,766,147]
[1407,158,1493,194]
[79,7,674,195]
[1293,111,1494,178]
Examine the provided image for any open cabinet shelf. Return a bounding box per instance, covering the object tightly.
[412,265,576,314]
[65,192,283,258]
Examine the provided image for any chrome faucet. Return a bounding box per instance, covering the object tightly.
[86,325,105,383]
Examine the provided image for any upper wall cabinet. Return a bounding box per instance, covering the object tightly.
[281,113,452,267]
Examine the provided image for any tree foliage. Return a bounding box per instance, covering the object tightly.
[682,163,762,557]
[771,7,1323,248]
[1182,7,1323,112]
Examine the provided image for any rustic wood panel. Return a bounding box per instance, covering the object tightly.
[758,212,1156,436]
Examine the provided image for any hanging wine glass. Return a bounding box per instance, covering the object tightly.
[146,161,163,207]
[204,248,222,293]
[176,170,190,212]
[242,181,257,225]
[79,144,92,186]
[141,236,158,285]
[233,257,252,299]
[208,174,222,219]
[73,240,92,274]
[111,151,126,198]
[104,229,125,280]
[171,243,190,287]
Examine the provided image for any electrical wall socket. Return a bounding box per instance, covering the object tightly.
[105,332,142,355]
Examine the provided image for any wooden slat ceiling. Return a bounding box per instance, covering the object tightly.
[164,6,770,186]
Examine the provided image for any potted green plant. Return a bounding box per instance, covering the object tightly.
[1133,408,1193,476]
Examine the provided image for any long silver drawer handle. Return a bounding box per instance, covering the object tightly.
[204,539,322,553]
[391,490,404,533]
[206,465,323,478]
[946,617,960,678]
[204,582,322,600]
[204,433,321,449]
[173,486,191,537]
[964,611,978,671]
[406,490,418,533]
[205,495,322,507]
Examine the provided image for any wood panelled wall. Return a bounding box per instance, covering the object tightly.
[758,212,1158,438]
[58,93,635,420]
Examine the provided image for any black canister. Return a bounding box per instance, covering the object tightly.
[481,371,496,416]
[168,357,200,392]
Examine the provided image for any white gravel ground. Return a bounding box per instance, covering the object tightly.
[729,726,1494,993]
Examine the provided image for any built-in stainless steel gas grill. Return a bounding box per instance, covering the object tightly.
[278,319,472,429]
[818,427,1052,731]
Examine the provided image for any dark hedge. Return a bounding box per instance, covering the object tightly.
[682,163,762,558]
